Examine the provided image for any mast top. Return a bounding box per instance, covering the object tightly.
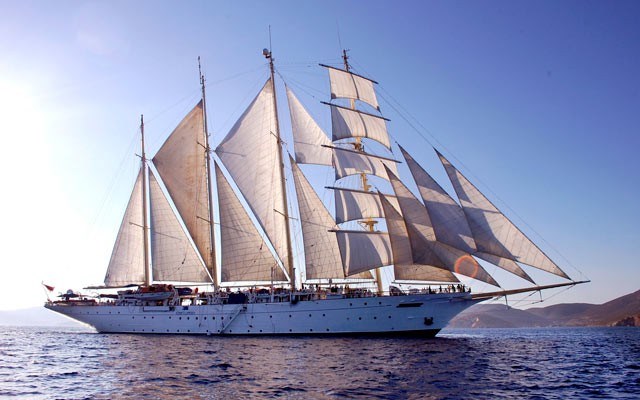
[342,49,351,71]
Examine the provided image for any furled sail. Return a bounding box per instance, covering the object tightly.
[334,230,392,276]
[385,167,499,286]
[322,64,380,110]
[290,157,346,279]
[104,168,145,286]
[436,150,570,279]
[152,101,213,271]
[332,187,399,224]
[379,192,458,282]
[215,163,286,283]
[148,170,211,283]
[215,79,290,272]
[286,87,332,166]
[328,104,391,149]
[333,147,398,180]
[400,146,534,283]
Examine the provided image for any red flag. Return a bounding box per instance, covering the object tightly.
[42,283,55,292]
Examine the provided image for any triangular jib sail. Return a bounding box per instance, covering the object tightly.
[400,146,534,284]
[436,149,570,279]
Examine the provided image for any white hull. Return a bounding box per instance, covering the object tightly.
[46,293,479,337]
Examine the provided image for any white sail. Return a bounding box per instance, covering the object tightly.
[152,101,213,271]
[334,230,392,276]
[386,167,499,286]
[324,65,380,110]
[215,163,286,283]
[400,146,534,283]
[148,171,211,283]
[333,187,399,224]
[330,105,391,149]
[333,147,398,180]
[286,87,332,166]
[215,79,290,272]
[475,252,534,284]
[436,150,570,279]
[400,145,477,253]
[379,192,458,282]
[290,157,346,279]
[104,168,145,286]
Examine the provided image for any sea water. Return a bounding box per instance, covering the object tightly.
[0,326,638,399]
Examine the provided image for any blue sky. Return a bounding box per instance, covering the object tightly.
[0,1,638,309]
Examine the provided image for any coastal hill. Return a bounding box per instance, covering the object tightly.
[448,289,640,328]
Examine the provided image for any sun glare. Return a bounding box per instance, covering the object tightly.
[0,80,53,309]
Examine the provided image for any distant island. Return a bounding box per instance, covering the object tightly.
[448,289,640,328]
[2,289,638,329]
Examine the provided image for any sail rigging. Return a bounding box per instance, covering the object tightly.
[286,87,333,166]
[215,78,291,278]
[399,146,535,283]
[320,63,380,111]
[102,49,573,292]
[379,192,459,282]
[290,157,347,279]
[215,162,286,283]
[331,186,399,224]
[436,149,570,279]
[152,101,214,275]
[47,49,587,340]
[326,103,391,149]
[104,168,146,286]
[148,170,211,283]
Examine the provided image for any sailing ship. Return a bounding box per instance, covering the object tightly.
[45,49,586,336]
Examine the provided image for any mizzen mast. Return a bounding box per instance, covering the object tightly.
[198,57,219,290]
[140,114,151,286]
[264,47,296,291]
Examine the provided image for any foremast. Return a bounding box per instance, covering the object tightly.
[342,50,384,295]
[199,57,219,291]
[264,48,296,291]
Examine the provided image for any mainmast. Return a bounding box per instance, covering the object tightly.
[342,50,384,295]
[140,115,151,286]
[264,47,296,291]
[199,57,219,291]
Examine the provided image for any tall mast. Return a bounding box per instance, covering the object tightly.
[343,50,384,296]
[140,115,151,286]
[264,47,296,291]
[199,57,219,291]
